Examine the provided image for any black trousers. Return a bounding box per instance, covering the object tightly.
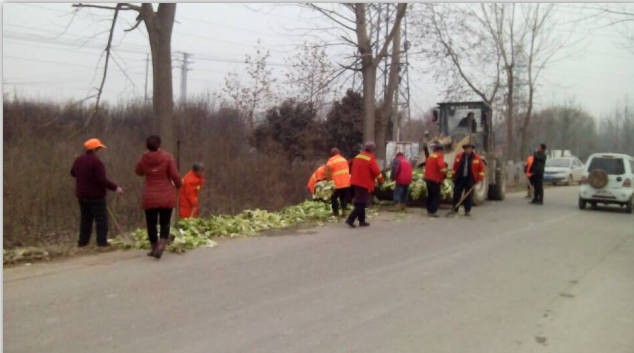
[78,198,108,246]
[347,203,366,224]
[426,180,441,214]
[332,187,350,214]
[346,186,369,224]
[453,177,475,212]
[145,208,173,243]
[530,174,544,202]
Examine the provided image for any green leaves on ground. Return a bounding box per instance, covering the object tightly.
[109,201,336,253]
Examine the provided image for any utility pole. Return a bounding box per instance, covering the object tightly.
[144,53,150,105]
[178,52,193,105]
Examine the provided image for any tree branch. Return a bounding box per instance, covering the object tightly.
[125,17,143,32]
[73,3,141,12]
[83,3,120,128]
[374,3,408,65]
[307,4,356,32]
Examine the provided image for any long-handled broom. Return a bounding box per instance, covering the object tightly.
[445,184,477,217]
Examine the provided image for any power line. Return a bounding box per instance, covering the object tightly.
[12,3,73,14]
[3,38,147,61]
[3,55,98,69]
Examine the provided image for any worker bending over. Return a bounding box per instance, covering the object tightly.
[179,163,206,219]
[307,165,326,195]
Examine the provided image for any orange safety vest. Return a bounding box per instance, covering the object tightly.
[326,154,351,189]
[525,155,534,178]
[179,171,205,219]
[307,165,326,194]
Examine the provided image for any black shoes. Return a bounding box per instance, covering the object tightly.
[346,220,356,228]
[359,222,370,227]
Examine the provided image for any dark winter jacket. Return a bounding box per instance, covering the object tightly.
[530,151,547,176]
[71,153,118,199]
[135,150,182,210]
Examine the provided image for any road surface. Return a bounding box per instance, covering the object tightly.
[4,187,634,353]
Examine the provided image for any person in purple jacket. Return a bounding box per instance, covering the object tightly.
[71,138,123,247]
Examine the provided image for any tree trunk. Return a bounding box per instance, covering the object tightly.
[376,22,401,161]
[375,109,388,163]
[144,4,177,153]
[361,61,376,144]
[505,71,515,162]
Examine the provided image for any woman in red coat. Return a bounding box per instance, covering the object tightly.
[135,135,182,259]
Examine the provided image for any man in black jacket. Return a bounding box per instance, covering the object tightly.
[529,144,547,205]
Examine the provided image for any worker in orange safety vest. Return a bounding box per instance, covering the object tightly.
[325,147,351,217]
[307,165,326,195]
[179,163,205,219]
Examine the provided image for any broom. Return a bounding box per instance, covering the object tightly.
[445,184,477,217]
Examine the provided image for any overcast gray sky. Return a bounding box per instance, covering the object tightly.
[3,3,633,118]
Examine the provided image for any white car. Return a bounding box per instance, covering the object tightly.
[544,156,585,185]
[578,153,634,214]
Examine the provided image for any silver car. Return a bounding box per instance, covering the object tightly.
[544,157,585,185]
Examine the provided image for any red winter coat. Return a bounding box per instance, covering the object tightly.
[424,152,447,183]
[392,154,413,186]
[452,152,486,183]
[350,151,384,192]
[135,150,182,210]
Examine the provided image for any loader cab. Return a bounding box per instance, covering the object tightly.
[432,101,493,153]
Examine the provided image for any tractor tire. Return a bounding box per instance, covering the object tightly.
[589,169,609,189]
[488,168,506,201]
[473,177,488,206]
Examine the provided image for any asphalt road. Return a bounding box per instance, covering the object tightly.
[4,187,634,353]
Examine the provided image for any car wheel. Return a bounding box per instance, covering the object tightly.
[626,197,633,214]
[578,197,587,210]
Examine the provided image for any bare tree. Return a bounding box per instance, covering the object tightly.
[517,4,574,159]
[476,4,531,162]
[221,40,277,130]
[72,3,177,150]
[283,43,336,118]
[414,3,502,105]
[570,4,634,53]
[308,3,408,147]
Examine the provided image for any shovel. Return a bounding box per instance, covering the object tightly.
[445,184,477,217]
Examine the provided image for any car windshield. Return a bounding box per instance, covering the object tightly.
[588,157,625,175]
[546,159,571,168]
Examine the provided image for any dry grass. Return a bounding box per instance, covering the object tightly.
[3,97,318,248]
